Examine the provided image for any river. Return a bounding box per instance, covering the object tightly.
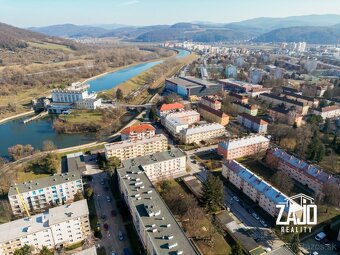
[0,49,190,157]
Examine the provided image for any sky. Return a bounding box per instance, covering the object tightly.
[1,0,340,28]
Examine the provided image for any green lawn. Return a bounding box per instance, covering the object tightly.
[61,110,103,124]
[28,41,74,52]
[16,171,50,183]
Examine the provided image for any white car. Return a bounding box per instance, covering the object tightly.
[259,219,268,227]
[315,232,326,241]
[252,212,260,220]
[232,196,239,202]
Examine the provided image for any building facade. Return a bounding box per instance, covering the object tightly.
[237,112,268,134]
[266,148,340,194]
[121,124,156,140]
[222,161,302,217]
[280,91,319,108]
[158,103,185,117]
[217,135,270,160]
[163,110,200,135]
[8,173,83,215]
[104,134,168,160]
[180,123,226,144]
[268,107,302,127]
[197,103,229,126]
[200,96,222,110]
[232,101,259,116]
[313,105,340,119]
[0,200,90,255]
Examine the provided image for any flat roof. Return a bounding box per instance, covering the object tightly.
[72,247,97,255]
[165,110,200,119]
[8,172,82,196]
[267,246,295,255]
[117,167,199,254]
[167,76,217,88]
[66,153,86,173]
[261,93,306,107]
[105,134,167,151]
[182,176,203,199]
[0,200,88,243]
[121,148,186,169]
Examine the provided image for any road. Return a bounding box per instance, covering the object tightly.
[90,171,132,255]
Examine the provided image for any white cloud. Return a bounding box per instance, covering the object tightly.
[119,0,140,6]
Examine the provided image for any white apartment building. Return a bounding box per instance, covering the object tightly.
[313,105,340,119]
[104,134,168,160]
[0,200,90,255]
[218,135,270,160]
[180,123,226,144]
[164,117,188,135]
[75,98,102,110]
[119,148,187,182]
[222,161,302,218]
[8,172,83,215]
[117,164,199,255]
[163,110,200,135]
[237,112,268,134]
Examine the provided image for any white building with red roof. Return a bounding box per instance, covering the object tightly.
[313,105,340,119]
[121,124,156,140]
[158,103,184,117]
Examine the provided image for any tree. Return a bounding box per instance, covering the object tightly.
[74,190,84,201]
[116,88,124,100]
[149,107,158,122]
[39,246,53,255]
[230,243,243,255]
[270,171,294,195]
[43,153,59,174]
[289,234,300,254]
[42,140,57,151]
[14,245,33,255]
[8,144,35,161]
[85,187,94,199]
[107,156,121,169]
[202,174,223,213]
[323,184,340,208]
[163,93,181,104]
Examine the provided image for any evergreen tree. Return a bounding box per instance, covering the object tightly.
[116,88,124,100]
[230,243,243,255]
[39,246,53,255]
[149,107,158,122]
[14,245,33,255]
[289,234,300,254]
[202,174,223,213]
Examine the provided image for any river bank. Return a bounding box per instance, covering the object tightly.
[0,110,35,125]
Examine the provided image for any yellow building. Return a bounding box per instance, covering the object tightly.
[198,103,229,125]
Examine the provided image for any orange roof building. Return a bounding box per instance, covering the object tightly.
[159,103,185,116]
[121,124,156,140]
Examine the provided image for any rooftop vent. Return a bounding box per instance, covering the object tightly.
[168,243,178,249]
[176,251,183,255]
[166,224,171,228]
[168,235,174,240]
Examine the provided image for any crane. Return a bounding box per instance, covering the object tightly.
[15,186,30,217]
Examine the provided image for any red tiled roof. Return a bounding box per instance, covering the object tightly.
[198,103,229,118]
[201,96,221,104]
[319,105,340,112]
[121,124,155,135]
[159,103,184,112]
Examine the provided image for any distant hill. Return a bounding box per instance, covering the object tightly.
[29,23,110,38]
[253,25,340,44]
[227,14,340,32]
[0,22,79,50]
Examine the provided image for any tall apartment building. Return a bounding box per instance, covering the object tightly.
[8,172,83,215]
[104,134,168,160]
[119,148,187,182]
[197,103,229,126]
[158,103,184,117]
[0,200,90,255]
[200,96,222,110]
[266,148,340,194]
[259,93,309,115]
[217,135,270,160]
[117,165,199,255]
[237,112,268,134]
[121,124,156,140]
[180,123,226,144]
[222,161,302,217]
[313,105,340,119]
[163,110,200,135]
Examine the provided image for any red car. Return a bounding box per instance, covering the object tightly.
[111,210,117,217]
[103,223,109,231]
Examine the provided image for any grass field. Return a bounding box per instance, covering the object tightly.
[16,171,50,183]
[60,110,103,124]
[28,41,74,52]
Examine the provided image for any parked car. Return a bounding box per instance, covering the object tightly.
[315,232,326,242]
[119,231,124,241]
[111,252,117,255]
[252,212,260,220]
[111,210,117,217]
[259,219,268,227]
[233,196,240,202]
[106,196,112,202]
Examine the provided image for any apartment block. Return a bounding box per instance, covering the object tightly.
[197,103,229,126]
[8,172,83,215]
[180,123,226,144]
[117,164,199,255]
[158,103,184,117]
[163,110,200,135]
[217,135,270,160]
[121,124,156,140]
[0,200,90,255]
[104,134,168,160]
[268,107,303,127]
[313,105,340,119]
[119,148,187,182]
[228,92,248,104]
[200,96,222,110]
[232,101,259,116]
[222,161,302,218]
[266,148,340,194]
[219,79,263,93]
[259,93,309,115]
[237,112,268,134]
[280,91,319,108]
